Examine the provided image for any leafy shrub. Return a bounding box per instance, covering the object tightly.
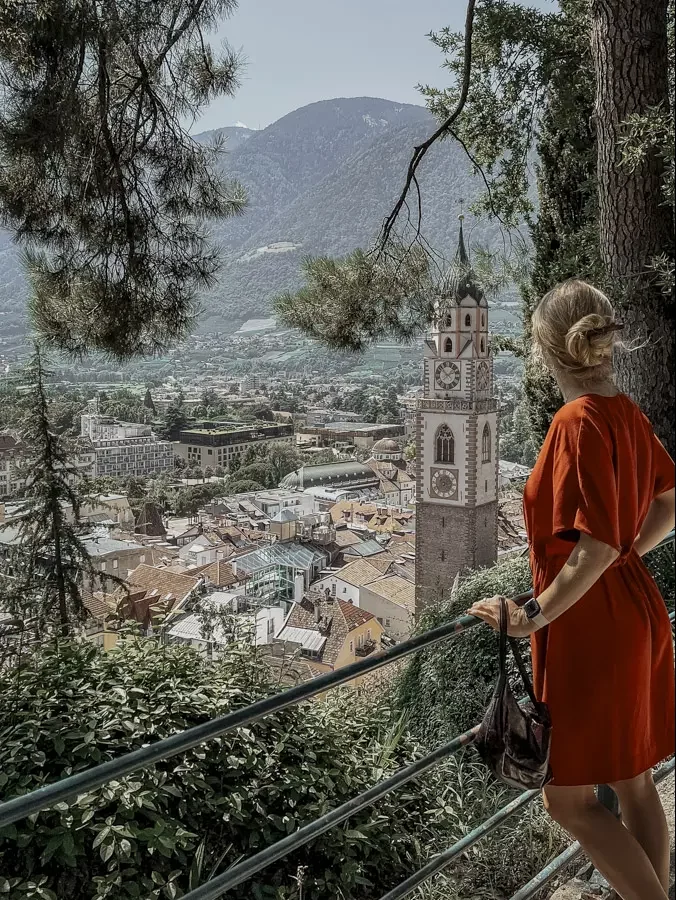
[395,555,533,747]
[408,755,569,900]
[0,638,455,900]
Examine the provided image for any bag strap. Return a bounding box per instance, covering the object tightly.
[498,598,539,708]
[498,597,508,675]
[508,636,540,708]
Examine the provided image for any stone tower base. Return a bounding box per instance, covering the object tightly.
[414,500,498,615]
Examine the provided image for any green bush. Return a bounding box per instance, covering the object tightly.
[0,638,455,900]
[395,555,533,747]
[645,542,675,613]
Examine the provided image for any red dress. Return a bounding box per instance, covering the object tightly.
[523,393,675,786]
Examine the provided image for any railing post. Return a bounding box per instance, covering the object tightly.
[597,783,620,818]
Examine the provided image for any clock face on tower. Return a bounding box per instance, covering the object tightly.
[435,361,461,390]
[476,361,490,391]
[430,467,459,500]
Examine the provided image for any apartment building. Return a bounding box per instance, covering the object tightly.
[80,413,173,478]
[174,421,294,471]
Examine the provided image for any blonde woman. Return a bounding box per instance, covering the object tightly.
[468,279,675,900]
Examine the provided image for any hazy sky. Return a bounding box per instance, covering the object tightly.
[194,0,556,133]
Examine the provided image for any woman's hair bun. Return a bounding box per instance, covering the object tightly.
[532,279,623,381]
[565,314,617,368]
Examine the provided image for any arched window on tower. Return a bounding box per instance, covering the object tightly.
[465,314,471,327]
[482,423,491,464]
[436,425,454,464]
[480,337,485,353]
[444,337,453,353]
[481,313,486,327]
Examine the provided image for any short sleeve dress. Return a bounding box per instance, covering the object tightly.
[523,393,675,786]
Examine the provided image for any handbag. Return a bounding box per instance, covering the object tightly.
[473,597,553,791]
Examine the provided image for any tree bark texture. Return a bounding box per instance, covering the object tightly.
[591,0,674,456]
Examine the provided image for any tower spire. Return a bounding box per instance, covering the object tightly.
[438,211,483,304]
[457,212,469,265]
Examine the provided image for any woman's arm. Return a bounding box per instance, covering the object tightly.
[468,532,619,636]
[633,488,675,557]
[529,532,619,624]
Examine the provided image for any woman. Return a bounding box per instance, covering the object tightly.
[468,279,675,900]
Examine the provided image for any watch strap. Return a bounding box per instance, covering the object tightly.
[530,611,550,630]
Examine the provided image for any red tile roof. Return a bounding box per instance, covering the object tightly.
[337,600,375,630]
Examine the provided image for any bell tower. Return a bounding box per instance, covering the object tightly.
[414,217,499,613]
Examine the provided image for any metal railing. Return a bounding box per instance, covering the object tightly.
[1,531,674,900]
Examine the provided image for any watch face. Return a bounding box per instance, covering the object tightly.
[524,598,540,618]
[435,361,461,390]
[476,361,490,391]
[430,467,458,499]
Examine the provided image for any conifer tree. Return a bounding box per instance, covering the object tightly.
[0,0,246,358]
[143,388,156,417]
[163,389,188,438]
[0,348,110,636]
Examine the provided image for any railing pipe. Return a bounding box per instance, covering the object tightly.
[508,842,583,900]
[180,725,481,900]
[0,533,672,836]
[0,612,483,828]
[378,788,538,900]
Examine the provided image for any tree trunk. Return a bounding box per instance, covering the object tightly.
[52,517,69,638]
[591,0,674,457]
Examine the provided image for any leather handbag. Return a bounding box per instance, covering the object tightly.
[474,597,553,791]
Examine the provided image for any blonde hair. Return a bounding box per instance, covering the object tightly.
[531,279,623,381]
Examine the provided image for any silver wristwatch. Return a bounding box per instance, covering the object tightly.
[523,597,549,630]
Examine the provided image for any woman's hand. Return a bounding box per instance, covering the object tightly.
[466,596,537,638]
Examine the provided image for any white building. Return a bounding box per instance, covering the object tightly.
[166,591,285,656]
[178,534,231,568]
[80,408,173,479]
[365,439,416,507]
[312,555,415,641]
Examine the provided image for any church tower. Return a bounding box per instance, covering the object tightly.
[414,217,499,612]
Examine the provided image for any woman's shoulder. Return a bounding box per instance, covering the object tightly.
[555,392,636,420]
[551,395,597,429]
[550,394,623,441]
[551,392,650,441]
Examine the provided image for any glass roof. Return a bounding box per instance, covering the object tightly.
[235,541,326,575]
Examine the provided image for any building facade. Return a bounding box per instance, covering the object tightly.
[365,439,416,507]
[80,411,173,478]
[175,422,294,471]
[295,422,405,451]
[0,433,96,498]
[415,218,499,612]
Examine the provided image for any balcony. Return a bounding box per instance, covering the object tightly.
[1,529,673,900]
[354,638,377,657]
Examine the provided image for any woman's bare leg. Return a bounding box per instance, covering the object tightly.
[543,783,668,900]
[610,770,671,892]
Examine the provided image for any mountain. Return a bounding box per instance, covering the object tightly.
[0,97,512,340]
[193,124,256,154]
